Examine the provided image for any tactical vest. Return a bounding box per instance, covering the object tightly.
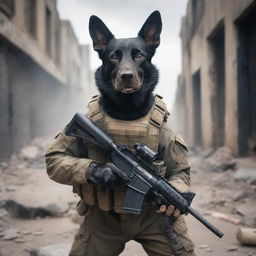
[79,94,170,213]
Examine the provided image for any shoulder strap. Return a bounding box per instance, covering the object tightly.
[88,94,170,131]
[88,95,100,117]
[149,94,170,128]
[87,95,105,126]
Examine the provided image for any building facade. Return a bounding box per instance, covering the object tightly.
[173,0,256,156]
[0,0,91,160]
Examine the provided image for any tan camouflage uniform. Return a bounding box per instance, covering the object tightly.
[45,95,196,256]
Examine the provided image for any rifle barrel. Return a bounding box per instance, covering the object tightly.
[187,207,224,238]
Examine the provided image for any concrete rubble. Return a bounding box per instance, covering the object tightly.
[0,228,19,240]
[29,244,71,256]
[0,138,255,256]
[20,146,40,160]
[3,200,69,219]
[234,167,256,185]
[236,203,256,227]
[202,147,236,172]
[204,211,241,225]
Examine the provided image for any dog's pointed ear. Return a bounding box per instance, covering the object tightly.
[138,11,162,49]
[89,15,114,53]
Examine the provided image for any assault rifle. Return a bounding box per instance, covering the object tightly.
[65,113,224,238]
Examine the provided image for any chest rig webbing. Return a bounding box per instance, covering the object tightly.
[80,94,170,213]
[88,94,170,152]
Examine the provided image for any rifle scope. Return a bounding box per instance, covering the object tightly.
[134,143,158,162]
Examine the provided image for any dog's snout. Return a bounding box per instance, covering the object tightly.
[120,72,134,80]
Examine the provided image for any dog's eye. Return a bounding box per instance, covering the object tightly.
[110,54,119,61]
[135,52,145,60]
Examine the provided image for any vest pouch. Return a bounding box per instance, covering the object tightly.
[96,185,113,211]
[81,184,97,206]
[113,185,126,213]
[106,119,149,151]
[87,94,169,214]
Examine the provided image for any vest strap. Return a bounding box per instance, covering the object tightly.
[149,94,170,128]
[87,94,169,130]
[88,95,103,121]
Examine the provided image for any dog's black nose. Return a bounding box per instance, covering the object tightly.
[120,72,134,80]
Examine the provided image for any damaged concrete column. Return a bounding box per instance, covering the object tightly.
[173,0,256,156]
[0,45,12,159]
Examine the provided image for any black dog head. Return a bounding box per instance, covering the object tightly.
[89,11,162,120]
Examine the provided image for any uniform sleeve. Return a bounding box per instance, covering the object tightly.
[159,127,191,193]
[45,132,95,185]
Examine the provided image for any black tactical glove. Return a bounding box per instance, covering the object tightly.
[147,191,166,210]
[87,163,127,187]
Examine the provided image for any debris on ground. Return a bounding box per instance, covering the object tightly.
[0,138,256,256]
[198,244,213,253]
[226,247,238,252]
[236,203,256,227]
[4,200,54,219]
[28,244,71,256]
[202,147,236,172]
[204,211,241,225]
[20,145,40,160]
[0,228,19,240]
[199,244,208,249]
[2,199,70,219]
[234,167,256,185]
[236,228,256,246]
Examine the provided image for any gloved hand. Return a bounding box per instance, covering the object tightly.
[148,193,181,217]
[87,163,127,187]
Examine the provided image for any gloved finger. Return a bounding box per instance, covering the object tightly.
[103,170,118,185]
[159,205,166,213]
[93,169,104,179]
[166,205,175,216]
[107,163,128,180]
[87,168,100,182]
[174,209,181,217]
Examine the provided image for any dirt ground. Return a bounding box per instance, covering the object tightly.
[0,139,256,256]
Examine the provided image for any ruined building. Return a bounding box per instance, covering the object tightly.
[173,0,256,156]
[0,0,92,160]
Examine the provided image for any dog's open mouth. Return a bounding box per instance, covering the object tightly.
[120,87,136,94]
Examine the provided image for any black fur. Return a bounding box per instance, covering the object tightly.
[89,11,162,120]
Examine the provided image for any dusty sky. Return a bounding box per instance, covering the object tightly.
[57,0,188,109]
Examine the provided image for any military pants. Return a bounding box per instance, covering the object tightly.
[69,205,195,256]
